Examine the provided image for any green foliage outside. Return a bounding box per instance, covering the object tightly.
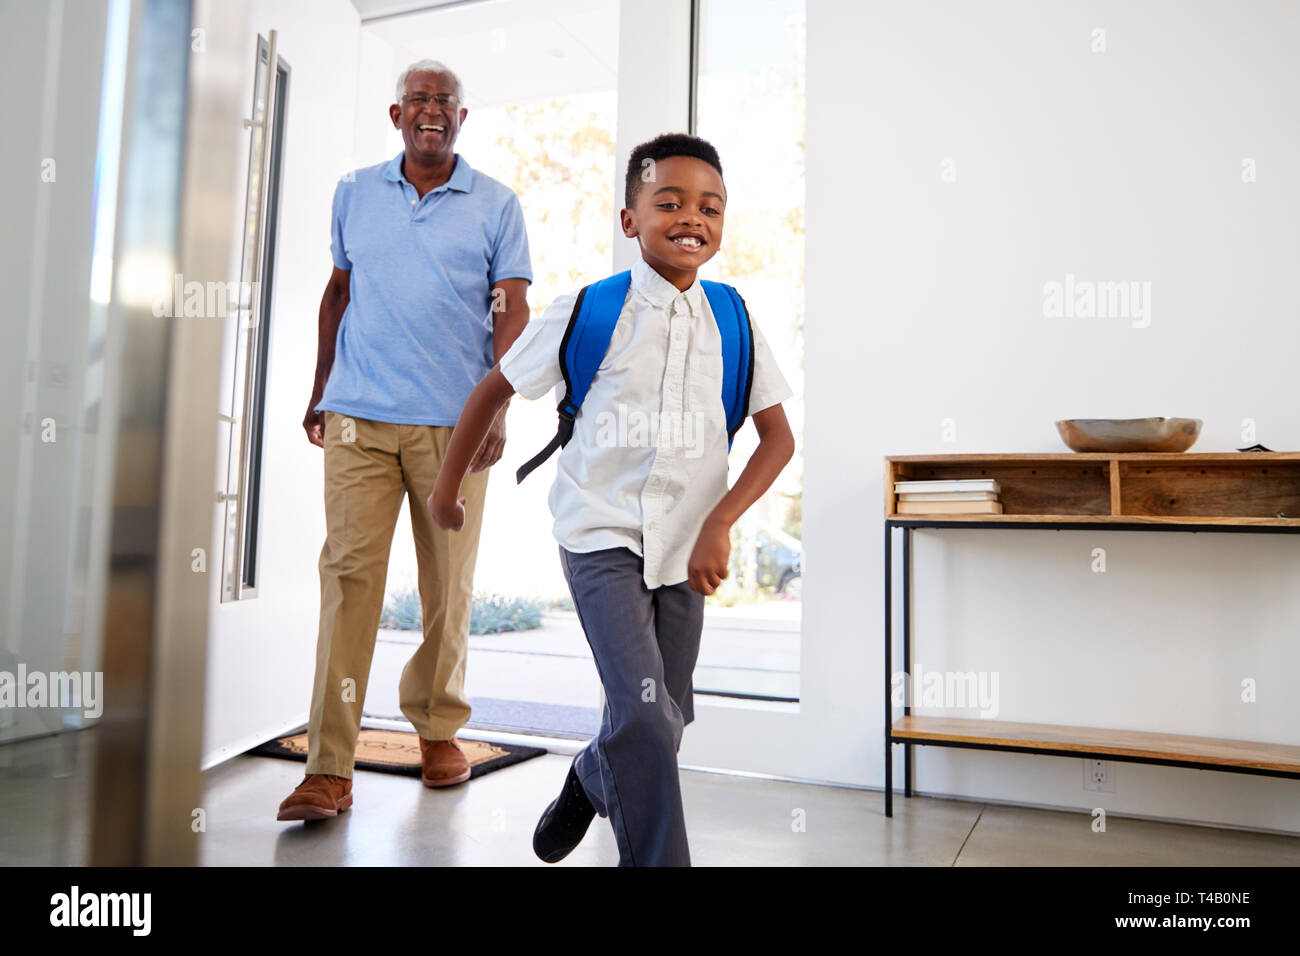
[381,589,547,635]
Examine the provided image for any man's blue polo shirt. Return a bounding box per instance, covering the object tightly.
[315,151,532,426]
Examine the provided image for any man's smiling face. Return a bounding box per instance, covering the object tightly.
[389,70,466,164]
[621,155,726,286]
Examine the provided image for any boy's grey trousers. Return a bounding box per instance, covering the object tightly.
[559,545,706,867]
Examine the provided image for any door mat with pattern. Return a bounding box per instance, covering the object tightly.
[251,727,547,780]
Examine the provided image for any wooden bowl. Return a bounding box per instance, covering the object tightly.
[1055,417,1202,453]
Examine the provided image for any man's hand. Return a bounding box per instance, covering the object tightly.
[428,488,467,532]
[468,404,507,473]
[303,402,325,447]
[687,516,732,596]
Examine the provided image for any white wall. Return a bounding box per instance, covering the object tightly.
[805,0,1300,830]
[202,0,363,766]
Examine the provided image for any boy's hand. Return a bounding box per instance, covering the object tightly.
[427,489,467,532]
[687,517,731,596]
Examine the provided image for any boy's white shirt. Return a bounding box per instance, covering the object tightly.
[499,257,793,589]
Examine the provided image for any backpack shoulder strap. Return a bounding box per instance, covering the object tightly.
[515,271,632,483]
[700,280,755,448]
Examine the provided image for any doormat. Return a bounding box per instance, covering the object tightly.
[466,696,600,738]
[251,727,546,780]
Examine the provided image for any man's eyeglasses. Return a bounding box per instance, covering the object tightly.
[403,92,458,109]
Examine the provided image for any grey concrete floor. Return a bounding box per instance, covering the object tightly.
[4,729,1299,866]
[194,748,1300,867]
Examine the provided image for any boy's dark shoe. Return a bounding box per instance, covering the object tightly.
[419,736,471,787]
[276,773,352,821]
[533,764,596,863]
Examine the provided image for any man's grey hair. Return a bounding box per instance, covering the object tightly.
[395,59,464,103]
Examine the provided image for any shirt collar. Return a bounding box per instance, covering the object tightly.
[384,151,473,193]
[631,257,704,313]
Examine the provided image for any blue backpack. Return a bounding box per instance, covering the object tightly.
[515,269,755,483]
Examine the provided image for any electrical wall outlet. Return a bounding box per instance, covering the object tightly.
[1083,759,1114,792]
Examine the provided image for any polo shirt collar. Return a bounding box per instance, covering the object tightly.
[384,151,474,193]
[631,257,704,313]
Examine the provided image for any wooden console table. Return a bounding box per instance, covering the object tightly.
[883,452,1300,817]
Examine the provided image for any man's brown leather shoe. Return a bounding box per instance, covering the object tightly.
[276,773,353,821]
[419,737,471,787]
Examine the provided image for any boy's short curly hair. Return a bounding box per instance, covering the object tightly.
[625,133,724,208]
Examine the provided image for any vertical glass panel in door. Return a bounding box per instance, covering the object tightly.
[693,0,806,701]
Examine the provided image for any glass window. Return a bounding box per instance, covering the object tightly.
[694,0,806,700]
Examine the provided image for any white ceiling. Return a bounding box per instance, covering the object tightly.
[350,0,473,21]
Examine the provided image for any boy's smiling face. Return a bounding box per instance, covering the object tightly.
[621,155,725,291]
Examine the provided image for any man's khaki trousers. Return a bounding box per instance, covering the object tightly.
[306,411,488,778]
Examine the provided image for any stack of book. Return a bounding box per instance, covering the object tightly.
[894,478,1002,515]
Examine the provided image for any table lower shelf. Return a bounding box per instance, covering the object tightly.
[890,716,1300,778]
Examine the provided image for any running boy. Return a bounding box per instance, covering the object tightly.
[428,133,794,866]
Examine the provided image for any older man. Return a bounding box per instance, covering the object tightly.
[278,61,531,821]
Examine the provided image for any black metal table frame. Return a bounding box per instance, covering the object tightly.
[884,517,1300,818]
